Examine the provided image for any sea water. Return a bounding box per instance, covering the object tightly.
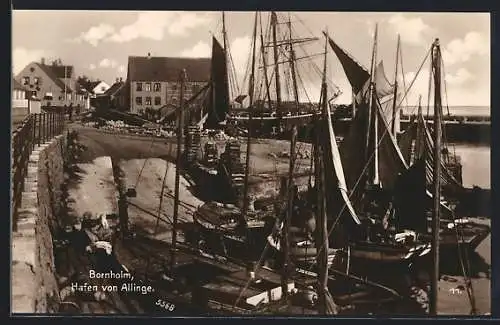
[451,143,490,189]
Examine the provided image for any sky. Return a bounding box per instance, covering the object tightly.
[12,11,490,106]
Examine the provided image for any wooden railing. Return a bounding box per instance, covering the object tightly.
[11,112,66,230]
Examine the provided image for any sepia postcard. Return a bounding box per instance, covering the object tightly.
[11,10,491,316]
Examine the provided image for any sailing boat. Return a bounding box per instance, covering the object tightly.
[324,27,431,270]
[395,59,491,255]
[190,12,277,262]
[192,28,409,315]
[182,13,244,203]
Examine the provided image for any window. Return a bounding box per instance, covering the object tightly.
[23,77,30,85]
[154,83,161,92]
[34,77,41,85]
[171,84,178,91]
[101,86,106,92]
[154,96,161,105]
[135,97,142,105]
[145,82,152,92]
[192,84,200,94]
[145,96,152,106]
[67,93,72,100]
[31,91,37,98]
[136,82,143,91]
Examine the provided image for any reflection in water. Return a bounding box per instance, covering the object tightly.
[451,144,490,189]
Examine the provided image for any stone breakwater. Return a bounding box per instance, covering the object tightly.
[11,134,68,313]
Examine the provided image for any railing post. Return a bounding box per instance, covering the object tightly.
[29,115,34,151]
[49,113,52,139]
[43,113,46,143]
[37,113,42,146]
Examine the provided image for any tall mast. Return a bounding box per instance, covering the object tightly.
[241,12,258,226]
[171,69,187,270]
[282,124,296,303]
[317,29,330,314]
[368,24,379,186]
[222,11,230,108]
[222,12,227,56]
[430,38,442,316]
[391,34,401,137]
[259,13,273,110]
[271,12,282,115]
[288,13,300,115]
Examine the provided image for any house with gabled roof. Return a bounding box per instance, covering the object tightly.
[14,58,88,109]
[105,78,126,109]
[126,53,211,115]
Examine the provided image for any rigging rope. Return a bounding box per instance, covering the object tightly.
[143,160,171,280]
[399,43,409,109]
[426,51,433,119]
[291,46,435,276]
[235,15,432,308]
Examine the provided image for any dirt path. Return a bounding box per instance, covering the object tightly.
[65,156,118,224]
[118,158,203,241]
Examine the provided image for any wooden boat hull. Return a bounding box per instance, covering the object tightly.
[347,242,431,264]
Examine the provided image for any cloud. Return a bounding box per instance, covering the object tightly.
[229,36,252,77]
[388,14,432,46]
[71,23,115,47]
[442,32,489,66]
[167,12,212,37]
[180,41,211,58]
[99,58,118,68]
[107,11,212,43]
[89,63,97,70]
[403,67,486,106]
[12,47,46,75]
[445,68,474,86]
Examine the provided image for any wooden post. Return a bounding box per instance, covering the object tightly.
[171,69,187,270]
[430,38,442,316]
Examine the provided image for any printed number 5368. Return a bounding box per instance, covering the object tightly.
[156,299,176,311]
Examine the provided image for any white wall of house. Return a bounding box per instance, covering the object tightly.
[12,89,28,111]
[129,80,206,115]
[93,81,111,95]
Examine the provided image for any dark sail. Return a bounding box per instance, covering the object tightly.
[398,114,417,165]
[206,36,229,129]
[394,157,427,233]
[326,35,370,95]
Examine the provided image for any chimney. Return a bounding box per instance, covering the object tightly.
[119,77,123,82]
[41,57,45,65]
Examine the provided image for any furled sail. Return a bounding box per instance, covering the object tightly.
[397,114,417,165]
[419,117,464,196]
[206,36,230,129]
[328,35,407,193]
[320,82,361,225]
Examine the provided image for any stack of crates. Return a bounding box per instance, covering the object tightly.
[222,140,245,203]
[185,125,201,165]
